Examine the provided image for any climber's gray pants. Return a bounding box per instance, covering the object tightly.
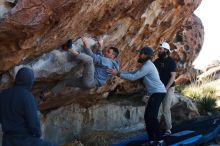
[51,53,96,95]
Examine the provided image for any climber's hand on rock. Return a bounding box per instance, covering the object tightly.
[98,37,104,48]
[81,36,89,48]
[107,68,119,76]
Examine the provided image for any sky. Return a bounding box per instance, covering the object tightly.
[193,0,220,70]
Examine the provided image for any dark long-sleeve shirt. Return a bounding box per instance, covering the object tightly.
[0,68,41,137]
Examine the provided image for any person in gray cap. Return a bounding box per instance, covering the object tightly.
[108,46,166,145]
[154,42,177,136]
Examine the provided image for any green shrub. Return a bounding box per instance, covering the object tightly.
[181,84,202,99]
[181,82,217,113]
[198,96,217,112]
[175,85,185,93]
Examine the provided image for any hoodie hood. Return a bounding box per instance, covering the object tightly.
[15,67,35,91]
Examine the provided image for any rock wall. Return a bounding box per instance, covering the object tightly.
[0,0,202,72]
[41,101,145,145]
[0,0,203,145]
[0,0,203,95]
[40,95,199,146]
[174,14,204,84]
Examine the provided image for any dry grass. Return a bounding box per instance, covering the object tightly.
[181,83,217,99]
[181,81,217,113]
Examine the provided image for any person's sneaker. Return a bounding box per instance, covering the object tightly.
[62,39,73,51]
[143,140,165,146]
[163,130,172,136]
[156,140,165,146]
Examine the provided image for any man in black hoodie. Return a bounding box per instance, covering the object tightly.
[0,67,54,146]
